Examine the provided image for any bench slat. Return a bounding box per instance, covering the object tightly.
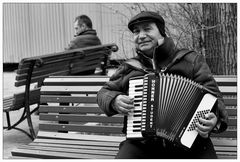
[15,70,70,87]
[226,118,237,126]
[12,148,115,159]
[211,129,237,138]
[39,105,103,113]
[39,123,123,134]
[41,86,102,94]
[45,76,109,84]
[36,131,125,142]
[17,145,118,156]
[3,97,14,110]
[12,88,40,101]
[225,108,237,116]
[217,155,237,159]
[16,63,70,80]
[40,96,97,103]
[34,138,120,147]
[29,142,119,151]
[214,146,237,152]
[212,138,237,147]
[224,98,237,106]
[7,89,40,111]
[214,75,237,86]
[40,114,123,123]
[218,86,237,95]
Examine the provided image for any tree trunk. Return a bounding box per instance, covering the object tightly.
[202,3,237,75]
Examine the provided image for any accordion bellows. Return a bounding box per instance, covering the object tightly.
[127,73,217,148]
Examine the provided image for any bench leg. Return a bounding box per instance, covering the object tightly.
[25,106,37,139]
[3,107,38,140]
[5,111,11,128]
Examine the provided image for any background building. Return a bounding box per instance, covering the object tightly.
[3,3,237,75]
[3,3,134,63]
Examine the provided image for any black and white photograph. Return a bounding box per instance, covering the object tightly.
[2,1,238,159]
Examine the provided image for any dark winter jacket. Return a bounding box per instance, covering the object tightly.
[65,29,101,74]
[97,37,228,135]
[66,29,101,50]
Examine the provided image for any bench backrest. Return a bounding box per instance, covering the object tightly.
[39,75,237,139]
[15,44,118,87]
[11,44,118,111]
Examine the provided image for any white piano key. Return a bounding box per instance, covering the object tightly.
[126,133,143,138]
[129,79,144,84]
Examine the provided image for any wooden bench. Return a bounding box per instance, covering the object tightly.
[3,44,118,140]
[11,75,237,159]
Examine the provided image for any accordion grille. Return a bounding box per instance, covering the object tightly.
[142,73,204,141]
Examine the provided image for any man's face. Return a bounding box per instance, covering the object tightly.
[133,22,163,58]
[74,20,85,36]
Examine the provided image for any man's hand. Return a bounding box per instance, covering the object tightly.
[196,112,218,138]
[112,95,134,115]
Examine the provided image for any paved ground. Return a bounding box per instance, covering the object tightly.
[2,72,39,159]
[3,112,39,159]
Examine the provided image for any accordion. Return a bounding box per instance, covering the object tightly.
[127,73,217,148]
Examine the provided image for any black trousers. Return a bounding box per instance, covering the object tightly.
[115,136,217,159]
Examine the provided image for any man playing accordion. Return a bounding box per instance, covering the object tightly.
[97,11,228,159]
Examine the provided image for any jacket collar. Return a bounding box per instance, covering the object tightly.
[76,29,97,36]
[126,37,193,73]
[136,37,176,69]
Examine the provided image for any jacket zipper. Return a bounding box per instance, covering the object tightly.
[160,67,167,73]
[151,47,169,74]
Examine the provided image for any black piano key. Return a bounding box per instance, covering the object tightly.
[133,121,141,124]
[133,114,142,117]
[133,110,142,113]
[133,129,141,132]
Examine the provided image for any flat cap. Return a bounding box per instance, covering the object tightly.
[128,11,165,32]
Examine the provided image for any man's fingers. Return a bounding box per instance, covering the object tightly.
[117,105,134,115]
[196,124,209,138]
[121,95,134,104]
[196,122,210,132]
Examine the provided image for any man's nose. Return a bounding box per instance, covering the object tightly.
[138,31,147,39]
[74,31,79,36]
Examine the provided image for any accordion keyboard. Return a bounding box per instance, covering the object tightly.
[127,78,144,138]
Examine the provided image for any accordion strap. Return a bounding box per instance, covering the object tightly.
[125,58,147,73]
[162,49,195,73]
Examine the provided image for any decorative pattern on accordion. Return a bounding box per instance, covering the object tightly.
[127,73,217,148]
[187,109,211,131]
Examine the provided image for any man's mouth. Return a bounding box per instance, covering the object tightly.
[139,41,150,46]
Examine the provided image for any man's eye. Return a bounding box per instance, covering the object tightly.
[144,27,151,31]
[133,29,139,34]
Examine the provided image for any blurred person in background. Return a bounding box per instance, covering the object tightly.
[66,14,101,75]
